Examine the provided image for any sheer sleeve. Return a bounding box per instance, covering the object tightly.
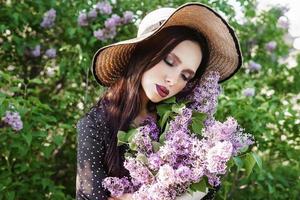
[76,106,111,200]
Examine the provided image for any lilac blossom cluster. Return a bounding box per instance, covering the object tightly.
[93,11,134,41]
[77,1,134,42]
[102,177,135,197]
[29,45,56,59]
[265,41,277,52]
[2,111,23,131]
[248,60,261,72]
[186,71,221,127]
[102,71,254,199]
[243,87,255,97]
[40,8,56,28]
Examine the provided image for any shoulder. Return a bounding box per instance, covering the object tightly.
[76,99,110,133]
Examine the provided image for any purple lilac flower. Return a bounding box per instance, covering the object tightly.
[243,87,255,97]
[124,157,154,185]
[133,183,174,200]
[93,29,106,41]
[277,16,289,29]
[203,117,254,156]
[148,153,164,171]
[94,27,117,41]
[157,164,176,186]
[206,172,221,187]
[166,107,192,139]
[87,8,98,20]
[45,48,56,58]
[103,26,117,39]
[3,111,23,131]
[265,41,277,52]
[77,12,89,26]
[133,127,153,155]
[204,117,237,141]
[102,177,134,197]
[122,11,134,24]
[161,131,193,168]
[104,14,122,29]
[31,45,41,57]
[230,128,254,156]
[248,60,261,72]
[186,71,221,128]
[175,165,192,183]
[140,115,159,141]
[95,1,112,15]
[206,141,233,174]
[40,8,56,28]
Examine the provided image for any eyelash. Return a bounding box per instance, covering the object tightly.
[163,57,189,81]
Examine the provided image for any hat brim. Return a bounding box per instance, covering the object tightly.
[91,2,242,86]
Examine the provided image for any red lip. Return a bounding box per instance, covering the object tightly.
[156,84,169,97]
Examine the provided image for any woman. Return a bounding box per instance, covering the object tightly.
[76,3,242,200]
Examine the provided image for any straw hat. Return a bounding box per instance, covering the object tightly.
[91,2,242,87]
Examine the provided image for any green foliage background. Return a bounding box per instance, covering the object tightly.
[0,0,299,199]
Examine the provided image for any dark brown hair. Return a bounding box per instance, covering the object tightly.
[94,25,209,177]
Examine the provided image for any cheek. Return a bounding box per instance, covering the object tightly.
[173,83,187,95]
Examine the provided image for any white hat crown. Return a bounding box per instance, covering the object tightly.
[137,7,176,37]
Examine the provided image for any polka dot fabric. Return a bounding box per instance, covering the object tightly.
[76,102,110,199]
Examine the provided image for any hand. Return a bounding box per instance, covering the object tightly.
[110,193,133,200]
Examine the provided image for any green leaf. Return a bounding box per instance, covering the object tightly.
[29,78,43,84]
[159,121,169,144]
[190,178,207,192]
[159,110,171,128]
[128,129,138,143]
[191,112,206,134]
[177,98,192,105]
[156,104,172,118]
[242,153,256,177]
[136,153,148,165]
[152,141,161,152]
[129,142,137,151]
[251,152,263,170]
[6,191,15,200]
[171,103,186,114]
[233,156,244,171]
[53,135,64,146]
[162,96,176,104]
[21,132,32,146]
[117,129,137,146]
[117,131,127,145]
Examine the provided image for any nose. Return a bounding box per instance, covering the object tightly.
[165,75,178,86]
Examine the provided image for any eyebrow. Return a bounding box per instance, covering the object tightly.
[170,52,196,77]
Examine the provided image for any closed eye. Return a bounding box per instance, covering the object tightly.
[163,57,173,66]
[163,57,189,81]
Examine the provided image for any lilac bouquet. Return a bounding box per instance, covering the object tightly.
[102,71,258,199]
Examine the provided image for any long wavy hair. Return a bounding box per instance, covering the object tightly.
[93,25,210,177]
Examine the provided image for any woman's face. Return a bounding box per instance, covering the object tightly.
[141,40,203,103]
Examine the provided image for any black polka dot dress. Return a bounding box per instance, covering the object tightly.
[76,101,111,200]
